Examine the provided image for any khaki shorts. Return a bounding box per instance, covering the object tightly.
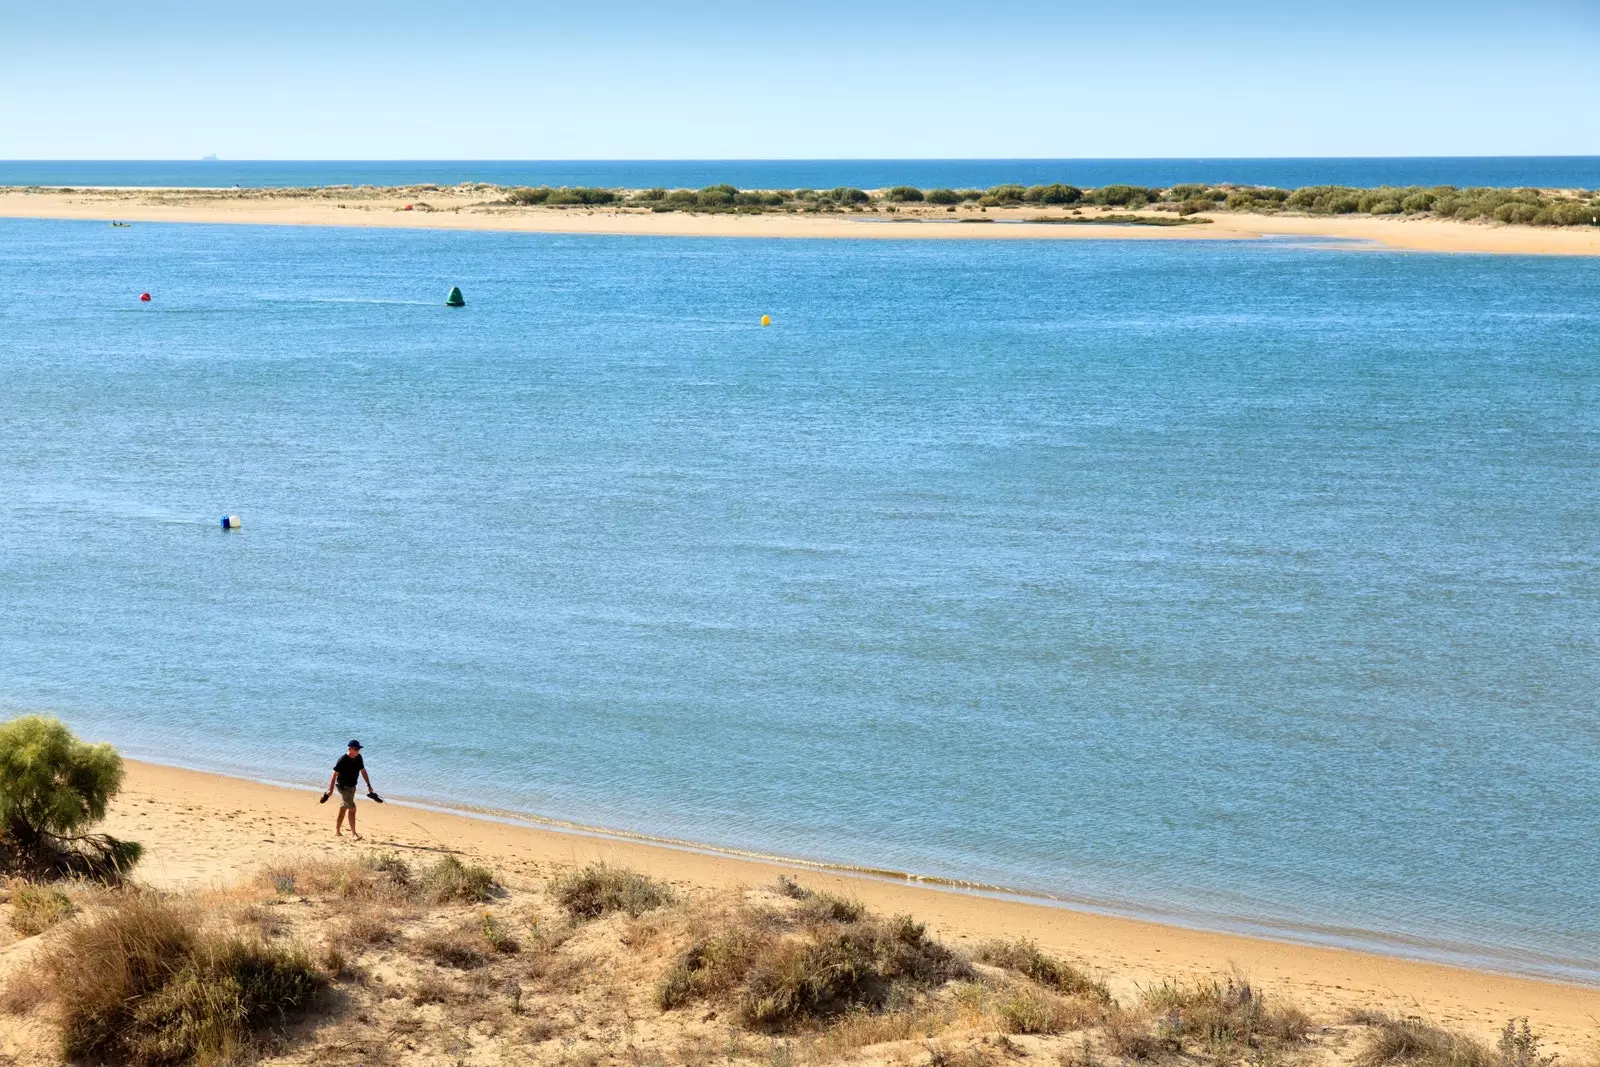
[337,785,358,809]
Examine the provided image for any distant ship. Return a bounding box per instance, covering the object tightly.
[200,154,219,162]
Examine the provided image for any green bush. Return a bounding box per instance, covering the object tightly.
[1024,183,1082,204]
[826,186,869,204]
[504,186,552,205]
[1091,184,1154,206]
[0,716,138,878]
[545,186,616,205]
[632,187,667,202]
[987,184,1027,203]
[885,186,924,202]
[924,188,961,205]
[418,854,497,904]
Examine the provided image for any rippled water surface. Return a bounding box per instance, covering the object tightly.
[1,219,1596,980]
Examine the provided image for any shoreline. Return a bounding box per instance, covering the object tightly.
[97,759,1600,1052]
[4,187,1600,255]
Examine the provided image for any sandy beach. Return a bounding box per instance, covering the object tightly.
[42,759,1589,1056]
[3,187,1599,255]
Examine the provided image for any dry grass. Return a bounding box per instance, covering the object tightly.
[1140,973,1311,1057]
[1347,1011,1494,1067]
[8,891,321,1066]
[993,982,1099,1035]
[657,892,971,1034]
[7,880,74,935]
[552,862,676,919]
[975,939,1110,1003]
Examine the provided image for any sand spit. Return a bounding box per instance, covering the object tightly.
[3,186,1599,255]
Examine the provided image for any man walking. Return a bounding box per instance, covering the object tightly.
[322,740,378,840]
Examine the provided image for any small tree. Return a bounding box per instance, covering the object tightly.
[0,716,139,877]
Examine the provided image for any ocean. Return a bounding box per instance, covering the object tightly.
[2,157,1598,191]
[0,218,1596,982]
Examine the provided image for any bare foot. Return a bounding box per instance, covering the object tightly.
[351,832,363,841]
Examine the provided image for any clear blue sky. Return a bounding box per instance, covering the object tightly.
[4,0,1597,159]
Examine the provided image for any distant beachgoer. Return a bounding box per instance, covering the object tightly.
[320,740,380,839]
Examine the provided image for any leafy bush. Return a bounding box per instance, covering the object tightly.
[21,893,321,1066]
[1024,183,1082,204]
[551,862,674,919]
[922,189,960,204]
[885,186,924,202]
[0,716,139,878]
[1090,184,1154,206]
[987,184,1027,203]
[504,186,552,205]
[545,186,616,205]
[826,186,869,204]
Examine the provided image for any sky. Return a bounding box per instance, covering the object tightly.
[2,0,1597,159]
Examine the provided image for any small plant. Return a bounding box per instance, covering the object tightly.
[551,862,674,919]
[481,911,520,954]
[1497,1019,1556,1067]
[9,882,73,934]
[976,939,1110,1002]
[420,854,497,903]
[1350,1011,1492,1067]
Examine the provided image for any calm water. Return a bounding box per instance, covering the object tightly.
[3,157,1598,191]
[1,219,1597,981]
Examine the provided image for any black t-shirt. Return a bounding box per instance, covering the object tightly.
[334,753,365,788]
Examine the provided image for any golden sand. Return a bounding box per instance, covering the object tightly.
[84,761,1600,1053]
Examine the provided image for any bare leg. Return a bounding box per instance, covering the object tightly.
[335,807,347,836]
[348,806,361,841]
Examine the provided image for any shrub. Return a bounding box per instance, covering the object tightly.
[956,189,985,202]
[0,716,139,879]
[551,862,674,919]
[545,186,616,205]
[1169,183,1214,200]
[419,927,491,969]
[886,186,924,202]
[1177,198,1213,216]
[738,914,968,1031]
[995,983,1093,1034]
[1143,974,1310,1051]
[22,893,320,1066]
[504,186,552,205]
[987,184,1027,203]
[1350,1011,1493,1067]
[924,188,961,205]
[632,187,667,202]
[975,939,1109,1002]
[826,187,869,204]
[1091,184,1153,206]
[9,882,73,935]
[418,855,496,904]
[697,184,737,207]
[1024,183,1082,204]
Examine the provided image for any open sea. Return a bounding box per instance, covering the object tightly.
[0,217,1596,983]
[3,157,1599,191]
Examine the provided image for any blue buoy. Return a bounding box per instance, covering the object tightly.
[220,515,241,530]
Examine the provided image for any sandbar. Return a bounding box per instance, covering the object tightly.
[3,188,1598,255]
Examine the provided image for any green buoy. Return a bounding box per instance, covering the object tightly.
[445,286,465,307]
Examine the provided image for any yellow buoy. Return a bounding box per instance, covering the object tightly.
[760,314,771,327]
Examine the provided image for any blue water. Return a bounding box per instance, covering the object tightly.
[1,219,1597,982]
[3,157,1598,191]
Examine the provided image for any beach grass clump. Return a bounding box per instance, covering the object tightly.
[993,982,1100,1035]
[13,892,320,1066]
[770,876,867,924]
[974,938,1110,1002]
[552,862,674,920]
[1348,1011,1494,1067]
[8,881,74,935]
[657,899,970,1033]
[1142,974,1311,1053]
[418,854,498,904]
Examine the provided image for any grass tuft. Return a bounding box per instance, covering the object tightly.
[21,892,320,1066]
[552,862,674,920]
[9,881,74,935]
[1350,1011,1494,1067]
[975,939,1110,1002]
[419,855,497,904]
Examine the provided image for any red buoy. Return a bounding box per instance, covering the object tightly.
[139,292,151,302]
